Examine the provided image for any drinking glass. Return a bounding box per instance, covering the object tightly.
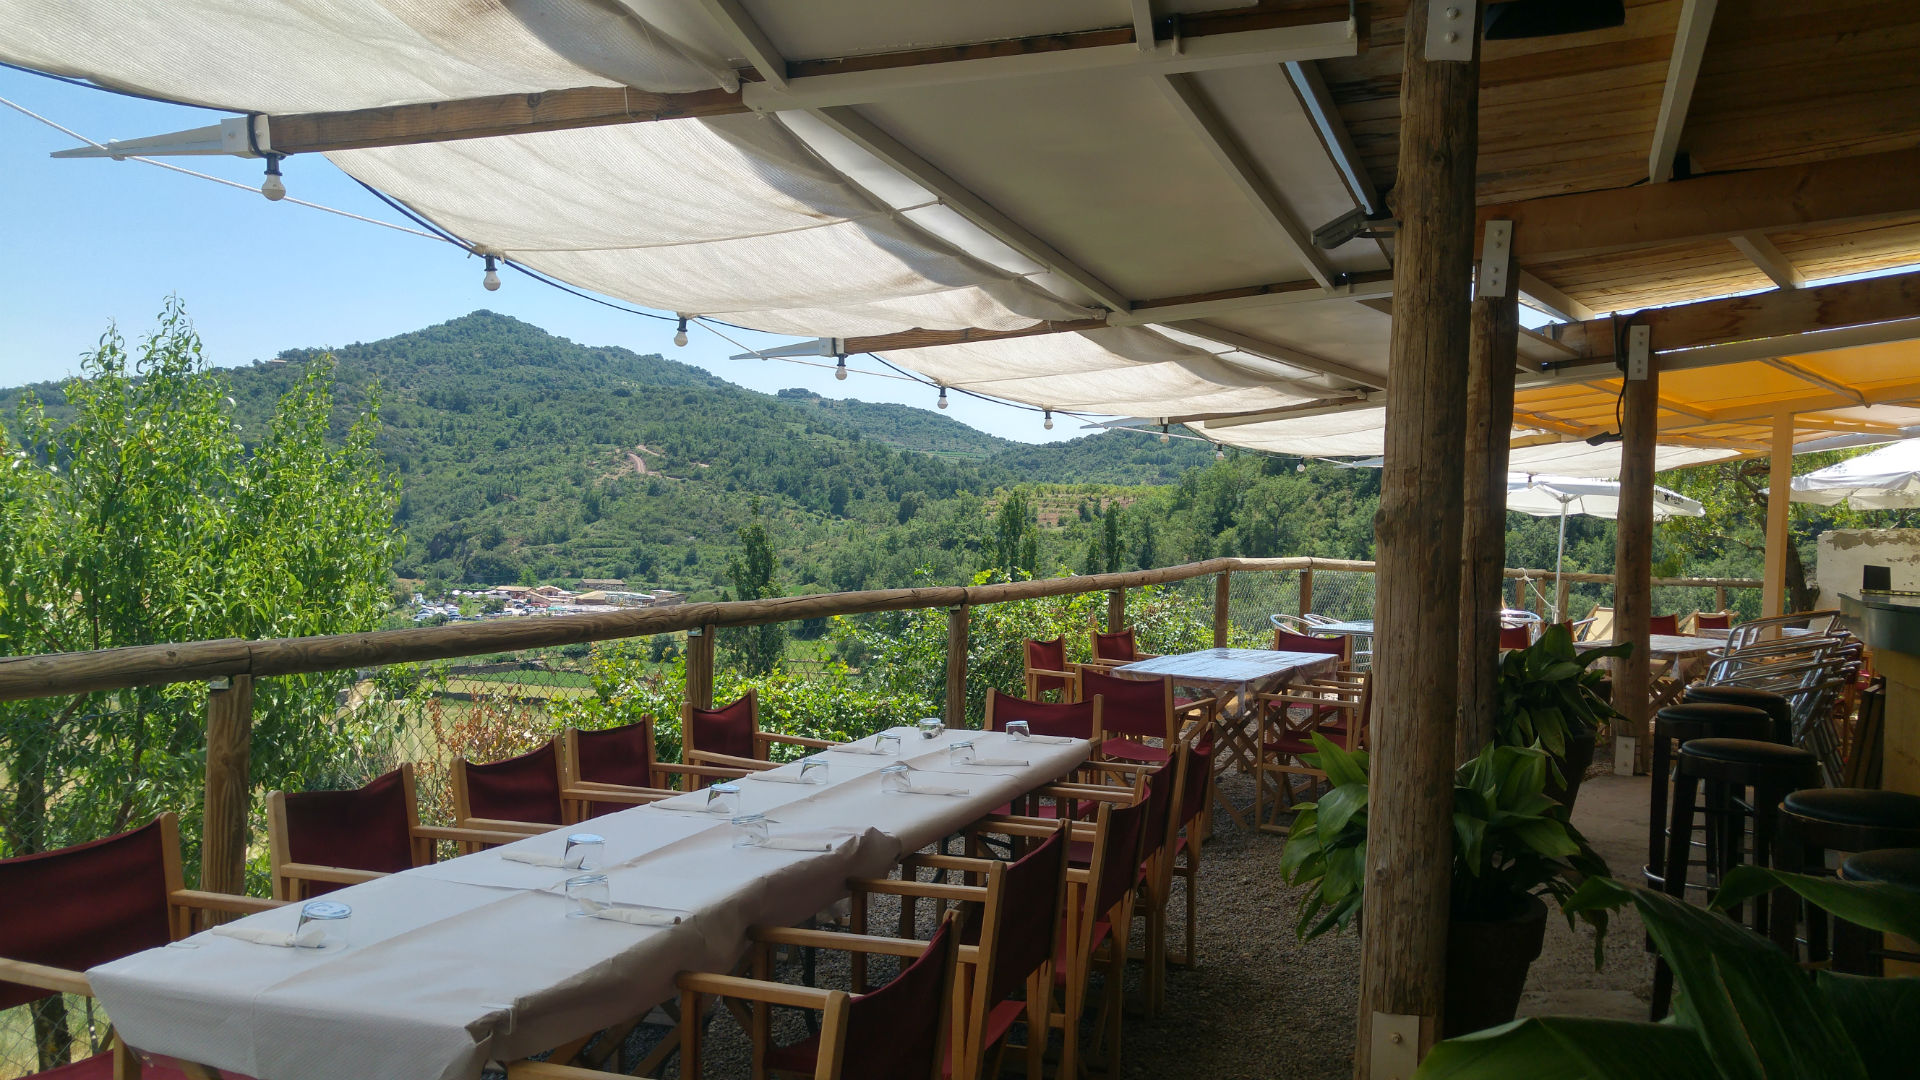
[948,740,976,766]
[799,756,828,784]
[917,717,944,739]
[706,782,741,815]
[563,832,605,870]
[1006,720,1031,740]
[881,763,912,792]
[565,873,611,917]
[295,900,352,949]
[731,813,770,847]
[876,733,903,755]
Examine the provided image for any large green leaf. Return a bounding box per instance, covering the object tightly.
[1816,972,1920,1080]
[1316,780,1369,840]
[1417,1016,1719,1080]
[1713,867,1920,943]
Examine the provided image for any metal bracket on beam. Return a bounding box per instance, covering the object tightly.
[728,337,843,361]
[1626,325,1651,382]
[52,115,270,160]
[1478,220,1512,298]
[1368,1012,1422,1080]
[1424,3,1474,61]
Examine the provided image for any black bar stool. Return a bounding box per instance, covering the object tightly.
[1770,790,1920,962]
[1645,702,1773,889]
[1835,848,1920,976]
[1652,737,1818,1019]
[1682,683,1793,745]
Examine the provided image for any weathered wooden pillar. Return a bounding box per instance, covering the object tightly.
[1715,584,1728,613]
[202,674,254,901]
[1612,358,1659,773]
[1458,249,1517,760]
[1558,576,1574,624]
[1107,588,1126,633]
[1299,567,1315,617]
[1213,572,1233,647]
[946,606,969,728]
[1762,413,1795,617]
[686,625,715,712]
[1357,1,1482,1069]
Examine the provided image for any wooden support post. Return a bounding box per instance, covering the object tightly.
[1459,243,1518,760]
[1715,584,1728,613]
[1299,568,1314,617]
[1213,572,1232,647]
[1357,2,1481,1069]
[686,625,715,712]
[201,674,254,902]
[1612,359,1660,774]
[946,606,969,728]
[1762,413,1795,617]
[1559,577,1574,624]
[1107,588,1126,633]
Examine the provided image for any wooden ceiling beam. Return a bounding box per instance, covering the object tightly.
[1479,147,1920,263]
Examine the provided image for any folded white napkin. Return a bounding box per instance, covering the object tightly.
[212,923,326,948]
[963,757,1030,768]
[830,741,891,756]
[500,851,583,869]
[892,780,970,797]
[577,900,683,926]
[744,772,820,785]
[761,834,839,852]
[1021,734,1082,745]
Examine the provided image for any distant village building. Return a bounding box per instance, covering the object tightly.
[532,585,573,598]
[489,585,533,599]
[573,590,612,606]
[604,591,654,607]
[650,590,686,607]
[578,578,626,590]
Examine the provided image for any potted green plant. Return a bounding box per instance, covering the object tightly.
[1281,735,1612,1036]
[1495,622,1628,812]
[1418,868,1920,1079]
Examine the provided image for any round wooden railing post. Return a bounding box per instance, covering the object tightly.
[1298,567,1314,617]
[201,674,254,905]
[1107,588,1126,633]
[1358,0,1481,1068]
[686,625,715,712]
[946,606,969,728]
[1715,584,1728,613]
[1557,576,1573,623]
[1213,571,1232,647]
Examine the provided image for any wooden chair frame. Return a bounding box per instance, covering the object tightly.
[1079,626,1160,676]
[682,690,838,774]
[1084,673,1216,766]
[845,822,1069,1080]
[1252,670,1372,830]
[560,724,745,812]
[0,813,286,1080]
[1167,733,1215,971]
[266,763,542,899]
[1023,636,1081,702]
[449,738,568,835]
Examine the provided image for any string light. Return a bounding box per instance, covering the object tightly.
[673,317,690,348]
[1215,447,1226,460]
[259,155,285,201]
[834,356,848,381]
[937,386,949,410]
[1043,409,1054,430]
[1159,425,1171,444]
[481,254,500,292]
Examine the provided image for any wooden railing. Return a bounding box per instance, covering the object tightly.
[0,556,1761,894]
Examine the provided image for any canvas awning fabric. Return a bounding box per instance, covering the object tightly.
[1787,439,1920,508]
[7,0,1920,478]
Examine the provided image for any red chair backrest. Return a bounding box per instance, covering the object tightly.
[1649,614,1680,636]
[986,690,1097,740]
[1079,669,1167,740]
[1273,628,1346,656]
[1025,637,1071,696]
[1091,798,1152,918]
[573,720,657,787]
[465,740,563,825]
[1177,733,1213,826]
[0,819,174,1009]
[1091,628,1140,663]
[840,919,957,1080]
[1499,624,1532,650]
[1141,762,1178,863]
[1696,612,1732,630]
[687,693,757,761]
[983,825,1067,1007]
[282,768,418,892]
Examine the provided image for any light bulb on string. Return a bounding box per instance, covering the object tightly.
[937,387,949,410]
[259,155,285,201]
[1215,447,1226,461]
[481,254,501,292]
[1043,410,1054,431]
[673,317,689,348]
[834,356,848,381]
[1159,425,1171,445]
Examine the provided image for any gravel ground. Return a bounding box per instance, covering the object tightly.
[605,769,1655,1078]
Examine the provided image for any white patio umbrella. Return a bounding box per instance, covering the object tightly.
[1786,439,1920,508]
[1507,474,1706,619]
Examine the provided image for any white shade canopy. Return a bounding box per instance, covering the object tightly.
[1787,440,1920,508]
[1506,474,1705,521]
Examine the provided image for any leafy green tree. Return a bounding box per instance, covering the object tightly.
[1103,502,1122,573]
[0,303,397,1069]
[723,519,784,675]
[991,490,1036,577]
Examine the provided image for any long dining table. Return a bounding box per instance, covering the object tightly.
[88,726,1090,1080]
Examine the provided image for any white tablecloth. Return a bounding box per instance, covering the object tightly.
[89,726,1087,1080]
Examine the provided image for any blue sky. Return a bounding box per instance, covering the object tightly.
[0,67,1083,443]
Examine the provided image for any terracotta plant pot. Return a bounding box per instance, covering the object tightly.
[1442,893,1549,1037]
[1544,724,1597,813]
